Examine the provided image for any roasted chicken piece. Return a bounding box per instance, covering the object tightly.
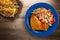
[30,15,42,30]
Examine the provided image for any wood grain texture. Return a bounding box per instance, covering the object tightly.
[0,0,60,40]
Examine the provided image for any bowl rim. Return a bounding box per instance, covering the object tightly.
[25,2,59,37]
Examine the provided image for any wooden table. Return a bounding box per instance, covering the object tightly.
[0,0,60,40]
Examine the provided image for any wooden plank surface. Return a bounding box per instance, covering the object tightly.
[0,0,60,40]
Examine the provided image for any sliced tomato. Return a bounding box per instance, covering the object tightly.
[50,18,55,24]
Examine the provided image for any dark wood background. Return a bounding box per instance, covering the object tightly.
[0,0,60,40]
